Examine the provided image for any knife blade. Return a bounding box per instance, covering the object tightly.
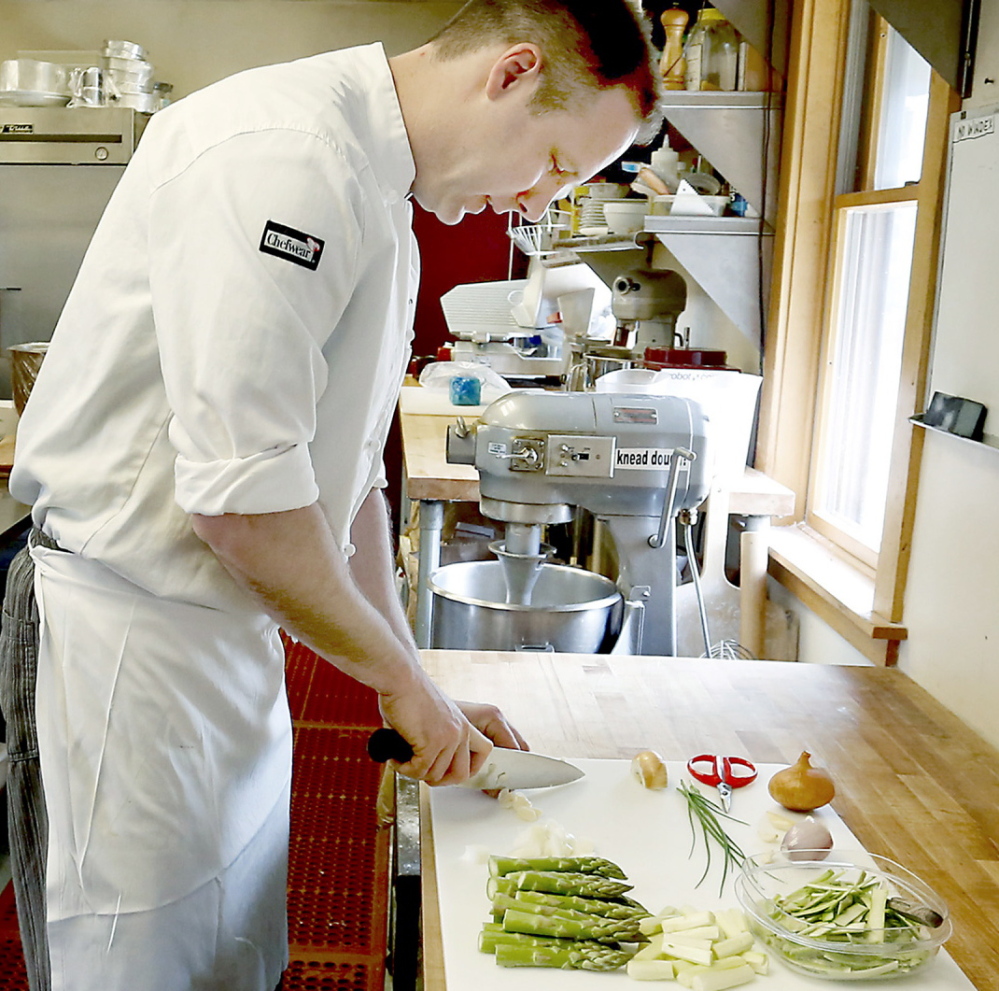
[366,728,585,790]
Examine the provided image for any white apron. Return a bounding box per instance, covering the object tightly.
[32,543,293,991]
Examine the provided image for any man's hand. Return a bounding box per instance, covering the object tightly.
[377,683,495,786]
[456,700,529,752]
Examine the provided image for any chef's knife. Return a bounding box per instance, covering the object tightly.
[366,728,585,790]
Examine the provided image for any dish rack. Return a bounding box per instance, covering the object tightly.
[507,209,571,256]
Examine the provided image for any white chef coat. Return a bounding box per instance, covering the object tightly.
[11,42,419,612]
[8,43,418,990]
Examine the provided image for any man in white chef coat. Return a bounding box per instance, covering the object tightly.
[3,1,662,988]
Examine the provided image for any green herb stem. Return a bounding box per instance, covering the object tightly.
[678,781,748,895]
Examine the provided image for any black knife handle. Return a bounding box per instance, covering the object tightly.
[367,728,414,764]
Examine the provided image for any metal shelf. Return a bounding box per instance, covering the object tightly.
[645,215,771,236]
[552,215,774,349]
[646,217,772,350]
[910,414,999,455]
[660,91,779,109]
[659,92,782,222]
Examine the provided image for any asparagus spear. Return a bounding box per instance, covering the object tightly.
[491,893,597,922]
[478,927,571,954]
[510,889,650,921]
[494,935,634,971]
[503,907,644,944]
[510,870,634,899]
[486,876,517,899]
[488,855,628,880]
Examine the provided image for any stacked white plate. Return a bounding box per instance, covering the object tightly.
[576,182,628,235]
[0,59,70,107]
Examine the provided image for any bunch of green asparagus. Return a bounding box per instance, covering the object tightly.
[478,855,651,971]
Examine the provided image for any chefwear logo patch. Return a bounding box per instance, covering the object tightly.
[259,220,324,271]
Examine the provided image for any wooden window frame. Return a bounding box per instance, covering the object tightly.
[757,0,959,663]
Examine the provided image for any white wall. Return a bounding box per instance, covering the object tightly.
[787,5,999,749]
[0,1,463,97]
[768,579,872,667]
[891,3,999,749]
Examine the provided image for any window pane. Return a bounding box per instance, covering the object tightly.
[816,202,917,550]
[874,26,931,190]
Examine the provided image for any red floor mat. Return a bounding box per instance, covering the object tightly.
[0,640,389,991]
[288,725,389,956]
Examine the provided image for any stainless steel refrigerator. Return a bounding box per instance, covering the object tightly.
[0,106,146,398]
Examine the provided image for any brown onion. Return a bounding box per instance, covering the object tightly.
[768,751,835,812]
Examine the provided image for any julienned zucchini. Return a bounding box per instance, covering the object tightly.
[761,869,937,977]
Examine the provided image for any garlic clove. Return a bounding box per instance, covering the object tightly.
[631,750,669,790]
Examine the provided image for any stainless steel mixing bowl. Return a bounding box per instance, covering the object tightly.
[429,560,623,653]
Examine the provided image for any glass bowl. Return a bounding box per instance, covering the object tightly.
[734,851,952,980]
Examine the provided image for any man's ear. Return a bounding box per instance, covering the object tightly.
[484,43,543,100]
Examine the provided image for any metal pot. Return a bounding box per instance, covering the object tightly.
[583,346,634,389]
[8,342,48,415]
[429,560,623,653]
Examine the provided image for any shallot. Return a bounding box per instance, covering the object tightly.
[780,817,833,861]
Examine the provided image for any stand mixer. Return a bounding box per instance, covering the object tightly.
[566,266,688,390]
[444,391,711,655]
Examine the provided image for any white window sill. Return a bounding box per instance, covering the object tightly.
[766,523,907,666]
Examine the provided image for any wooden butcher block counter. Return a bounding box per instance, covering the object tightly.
[419,650,999,990]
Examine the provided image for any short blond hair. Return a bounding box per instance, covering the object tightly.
[429,0,663,143]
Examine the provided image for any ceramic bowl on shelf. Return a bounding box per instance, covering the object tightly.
[602,199,648,234]
[734,851,952,981]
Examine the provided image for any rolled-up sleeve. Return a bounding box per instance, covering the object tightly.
[171,440,319,517]
[147,127,364,517]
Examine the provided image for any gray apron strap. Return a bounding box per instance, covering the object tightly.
[0,529,55,991]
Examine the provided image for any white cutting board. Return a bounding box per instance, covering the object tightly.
[427,759,973,990]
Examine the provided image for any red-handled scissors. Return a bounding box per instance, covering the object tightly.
[687,754,758,812]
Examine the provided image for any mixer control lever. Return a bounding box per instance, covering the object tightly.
[649,447,696,550]
[491,438,545,471]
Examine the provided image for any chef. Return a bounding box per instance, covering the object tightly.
[1,1,662,988]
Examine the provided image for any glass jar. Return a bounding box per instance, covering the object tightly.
[684,8,739,92]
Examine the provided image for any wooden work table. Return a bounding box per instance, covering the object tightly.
[418,650,999,989]
[398,391,795,654]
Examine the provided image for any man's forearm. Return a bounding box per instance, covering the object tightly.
[191,503,418,696]
[348,488,415,650]
[191,502,495,786]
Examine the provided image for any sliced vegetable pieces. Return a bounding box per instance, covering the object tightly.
[759,868,939,977]
[625,906,761,986]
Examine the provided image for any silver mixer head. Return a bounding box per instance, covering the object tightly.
[446,390,711,526]
[611,268,687,324]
